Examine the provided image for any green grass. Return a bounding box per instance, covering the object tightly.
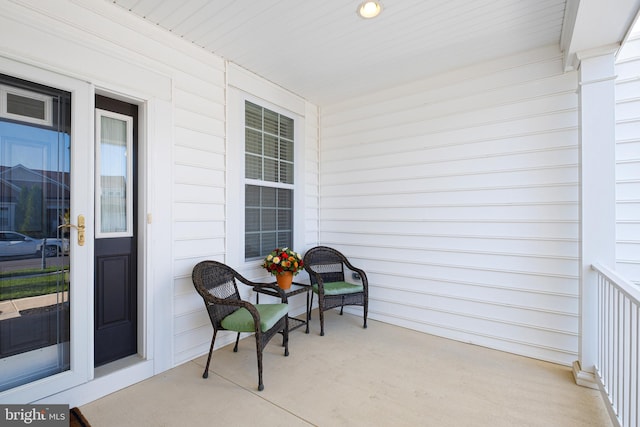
[0,265,62,279]
[0,268,69,301]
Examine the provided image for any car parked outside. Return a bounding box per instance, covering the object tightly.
[0,231,69,258]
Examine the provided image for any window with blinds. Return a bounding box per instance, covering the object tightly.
[244,101,294,259]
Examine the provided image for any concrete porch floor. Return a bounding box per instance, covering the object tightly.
[80,310,612,427]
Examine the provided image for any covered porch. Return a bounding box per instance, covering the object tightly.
[0,1,638,426]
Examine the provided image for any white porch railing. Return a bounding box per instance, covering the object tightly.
[592,263,640,427]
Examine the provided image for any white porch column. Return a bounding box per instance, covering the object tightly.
[573,46,618,388]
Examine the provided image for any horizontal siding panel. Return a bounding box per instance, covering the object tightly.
[174,87,224,121]
[174,220,225,241]
[174,292,203,319]
[175,148,224,174]
[322,148,578,185]
[321,232,578,258]
[322,110,577,154]
[323,48,568,123]
[373,288,578,333]
[174,108,224,137]
[321,204,578,222]
[616,99,640,121]
[616,159,640,180]
[617,139,640,157]
[323,219,579,240]
[321,166,578,197]
[174,257,224,281]
[323,90,576,141]
[616,119,640,140]
[371,299,577,354]
[175,127,224,152]
[373,275,578,313]
[174,146,225,171]
[617,201,640,219]
[174,201,224,221]
[617,181,640,199]
[367,309,577,366]
[323,129,577,171]
[174,310,208,336]
[173,326,215,365]
[616,262,640,285]
[174,164,225,185]
[616,60,640,81]
[366,261,579,295]
[617,241,640,259]
[174,276,196,298]
[351,246,577,277]
[321,185,577,207]
[174,70,225,100]
[173,183,224,205]
[617,221,640,238]
[615,79,640,100]
[174,237,225,259]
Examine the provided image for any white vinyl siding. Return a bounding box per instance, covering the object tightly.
[320,45,579,365]
[615,30,640,287]
[171,68,227,366]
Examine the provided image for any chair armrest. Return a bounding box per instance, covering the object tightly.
[341,260,368,289]
[306,269,326,293]
[252,281,288,300]
[234,272,288,300]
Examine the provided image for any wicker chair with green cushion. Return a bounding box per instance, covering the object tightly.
[303,246,368,336]
[192,260,289,391]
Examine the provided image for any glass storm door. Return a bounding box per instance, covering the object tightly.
[0,76,71,392]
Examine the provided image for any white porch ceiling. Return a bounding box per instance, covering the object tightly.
[107,0,637,106]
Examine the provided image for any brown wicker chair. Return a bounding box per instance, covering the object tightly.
[303,246,368,336]
[192,260,289,391]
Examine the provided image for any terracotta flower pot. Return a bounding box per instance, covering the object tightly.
[276,271,293,289]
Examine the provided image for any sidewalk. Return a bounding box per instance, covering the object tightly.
[0,292,68,321]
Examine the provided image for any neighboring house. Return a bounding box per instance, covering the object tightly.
[0,165,70,237]
[0,0,637,414]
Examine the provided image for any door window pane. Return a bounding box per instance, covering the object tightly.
[0,75,71,392]
[96,110,133,237]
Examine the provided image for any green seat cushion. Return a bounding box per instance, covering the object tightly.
[221,303,289,333]
[312,281,364,296]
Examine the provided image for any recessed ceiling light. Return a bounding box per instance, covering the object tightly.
[357,1,382,19]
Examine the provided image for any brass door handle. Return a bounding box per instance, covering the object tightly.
[58,214,86,246]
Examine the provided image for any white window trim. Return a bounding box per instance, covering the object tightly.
[227,87,305,270]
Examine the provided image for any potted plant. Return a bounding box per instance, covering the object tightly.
[262,247,304,289]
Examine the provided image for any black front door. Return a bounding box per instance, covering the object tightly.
[94,95,137,367]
